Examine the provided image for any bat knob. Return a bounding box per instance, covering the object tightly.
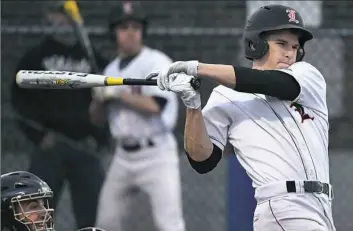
[190,77,201,90]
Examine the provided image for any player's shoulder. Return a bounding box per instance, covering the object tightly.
[209,85,255,104]
[103,58,119,75]
[289,61,324,78]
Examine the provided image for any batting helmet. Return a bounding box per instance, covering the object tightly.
[1,171,54,231]
[243,4,313,62]
[108,1,148,40]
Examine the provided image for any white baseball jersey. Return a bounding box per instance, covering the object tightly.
[95,47,186,231]
[102,46,178,140]
[202,61,329,188]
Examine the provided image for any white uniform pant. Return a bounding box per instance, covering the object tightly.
[95,133,186,231]
[253,181,336,231]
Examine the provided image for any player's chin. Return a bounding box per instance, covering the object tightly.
[276,62,290,69]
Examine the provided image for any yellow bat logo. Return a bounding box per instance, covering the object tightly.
[55,79,69,85]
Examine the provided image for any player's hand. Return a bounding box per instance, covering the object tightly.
[92,87,105,102]
[102,86,129,100]
[146,60,199,91]
[166,60,199,76]
[92,86,130,101]
[168,73,201,109]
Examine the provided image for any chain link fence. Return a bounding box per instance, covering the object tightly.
[1,1,353,231]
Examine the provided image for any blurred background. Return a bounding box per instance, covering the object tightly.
[1,1,353,231]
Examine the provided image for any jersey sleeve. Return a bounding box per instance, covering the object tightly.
[202,90,231,151]
[276,61,328,116]
[142,53,179,130]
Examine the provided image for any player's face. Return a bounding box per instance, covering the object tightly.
[14,198,51,231]
[115,20,143,55]
[47,12,73,29]
[263,30,300,69]
[47,12,76,45]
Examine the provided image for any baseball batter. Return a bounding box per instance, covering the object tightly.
[150,4,336,231]
[91,2,186,231]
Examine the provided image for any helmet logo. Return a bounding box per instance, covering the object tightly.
[122,1,133,14]
[286,9,299,24]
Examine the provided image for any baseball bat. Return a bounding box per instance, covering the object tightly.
[16,70,201,90]
[63,0,100,73]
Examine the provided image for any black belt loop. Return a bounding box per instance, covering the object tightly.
[286,181,296,193]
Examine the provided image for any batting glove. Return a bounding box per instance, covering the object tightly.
[151,61,199,91]
[168,73,201,109]
[166,60,199,76]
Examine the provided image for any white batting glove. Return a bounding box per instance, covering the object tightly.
[152,61,199,91]
[166,60,199,76]
[168,73,201,109]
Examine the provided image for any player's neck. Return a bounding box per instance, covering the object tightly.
[252,60,271,70]
[118,45,143,59]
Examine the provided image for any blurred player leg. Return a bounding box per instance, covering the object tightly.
[28,143,66,208]
[65,143,105,228]
[95,148,132,231]
[138,136,186,231]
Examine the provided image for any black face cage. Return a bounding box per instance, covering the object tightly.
[10,192,54,231]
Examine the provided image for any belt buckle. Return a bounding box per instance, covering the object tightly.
[329,185,334,201]
[316,181,324,194]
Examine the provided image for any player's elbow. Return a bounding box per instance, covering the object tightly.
[185,144,222,174]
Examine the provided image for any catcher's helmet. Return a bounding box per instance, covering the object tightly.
[243,4,313,61]
[77,227,106,231]
[108,1,148,40]
[1,171,54,231]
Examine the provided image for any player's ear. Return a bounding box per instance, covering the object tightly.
[296,46,305,62]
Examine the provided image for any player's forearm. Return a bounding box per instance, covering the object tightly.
[184,108,213,161]
[119,92,161,114]
[197,63,236,88]
[197,63,300,101]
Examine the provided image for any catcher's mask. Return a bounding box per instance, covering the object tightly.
[77,227,107,231]
[243,4,313,62]
[1,171,55,231]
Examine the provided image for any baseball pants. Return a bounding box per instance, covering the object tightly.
[95,133,186,231]
[253,182,336,231]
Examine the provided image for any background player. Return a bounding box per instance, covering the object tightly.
[90,2,186,231]
[10,2,109,229]
[150,4,336,231]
